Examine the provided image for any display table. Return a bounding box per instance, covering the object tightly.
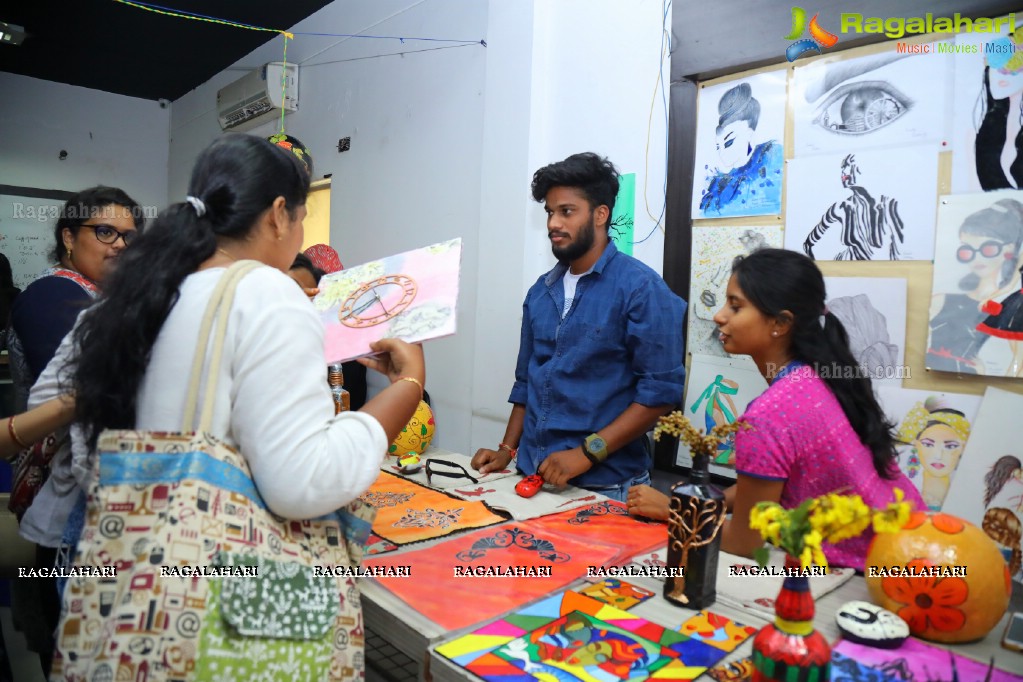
[357,449,1022,680]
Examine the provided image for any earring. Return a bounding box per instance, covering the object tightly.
[772,331,778,337]
[66,247,72,260]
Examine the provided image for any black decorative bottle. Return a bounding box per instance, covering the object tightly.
[663,452,726,608]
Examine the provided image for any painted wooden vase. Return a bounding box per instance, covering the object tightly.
[751,554,831,682]
[865,511,1011,643]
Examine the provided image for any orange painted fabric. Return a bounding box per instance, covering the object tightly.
[359,471,506,546]
[363,524,618,630]
[527,500,667,562]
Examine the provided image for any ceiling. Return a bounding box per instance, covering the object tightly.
[0,0,334,101]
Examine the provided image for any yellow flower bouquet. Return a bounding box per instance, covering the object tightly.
[750,490,912,570]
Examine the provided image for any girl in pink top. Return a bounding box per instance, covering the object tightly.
[628,248,923,570]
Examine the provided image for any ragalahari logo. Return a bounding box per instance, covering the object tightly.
[784,7,839,61]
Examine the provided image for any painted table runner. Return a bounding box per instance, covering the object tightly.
[359,471,506,546]
[526,500,668,563]
[833,638,1023,681]
[435,589,757,681]
[382,450,517,489]
[362,524,618,631]
[622,547,854,620]
[449,473,611,520]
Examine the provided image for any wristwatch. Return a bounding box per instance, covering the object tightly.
[582,433,609,465]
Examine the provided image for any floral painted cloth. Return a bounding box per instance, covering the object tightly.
[359,471,506,545]
[525,500,667,563]
[363,524,618,631]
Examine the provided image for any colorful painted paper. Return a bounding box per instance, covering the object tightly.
[707,656,755,681]
[677,354,768,478]
[526,500,667,563]
[435,590,757,681]
[579,578,655,610]
[832,637,1023,681]
[610,172,636,256]
[363,527,618,631]
[359,471,506,546]
[312,238,462,363]
[875,386,982,511]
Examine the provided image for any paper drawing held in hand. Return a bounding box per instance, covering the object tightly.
[338,274,417,328]
[313,238,461,363]
[803,154,905,260]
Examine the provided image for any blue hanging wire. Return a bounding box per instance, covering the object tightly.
[633,0,672,245]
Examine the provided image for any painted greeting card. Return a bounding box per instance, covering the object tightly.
[312,238,462,363]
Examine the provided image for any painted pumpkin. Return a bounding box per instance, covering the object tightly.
[388,400,435,457]
[865,512,1010,643]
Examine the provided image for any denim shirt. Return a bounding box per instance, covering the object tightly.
[509,241,686,487]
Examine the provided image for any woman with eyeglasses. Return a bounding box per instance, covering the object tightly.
[927,198,1023,374]
[6,185,142,677]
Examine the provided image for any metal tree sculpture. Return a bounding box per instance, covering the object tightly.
[666,486,727,604]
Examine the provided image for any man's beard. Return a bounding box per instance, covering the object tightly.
[551,213,596,262]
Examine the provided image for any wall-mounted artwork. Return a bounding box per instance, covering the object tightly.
[792,49,951,157]
[688,225,784,357]
[875,386,982,511]
[951,18,1023,193]
[677,354,768,478]
[692,70,786,219]
[927,192,1023,377]
[823,276,907,387]
[942,386,1023,582]
[784,146,939,261]
[610,172,635,255]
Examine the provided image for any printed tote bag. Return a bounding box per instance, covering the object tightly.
[52,261,376,681]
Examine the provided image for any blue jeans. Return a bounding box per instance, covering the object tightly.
[582,470,651,503]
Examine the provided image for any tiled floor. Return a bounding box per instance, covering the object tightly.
[366,627,419,681]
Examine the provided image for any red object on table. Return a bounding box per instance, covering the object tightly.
[515,475,543,498]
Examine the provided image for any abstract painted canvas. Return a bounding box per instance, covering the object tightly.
[875,386,982,511]
[313,238,462,363]
[435,590,756,681]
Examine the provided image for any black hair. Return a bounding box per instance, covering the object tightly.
[51,186,145,263]
[958,198,1023,290]
[531,153,619,229]
[716,82,760,134]
[73,134,310,449]
[731,248,900,480]
[0,252,13,289]
[290,252,324,284]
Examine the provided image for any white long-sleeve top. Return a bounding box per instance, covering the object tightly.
[25,265,386,538]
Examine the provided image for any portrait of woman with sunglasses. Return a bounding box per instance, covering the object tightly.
[5,185,142,676]
[927,197,1023,375]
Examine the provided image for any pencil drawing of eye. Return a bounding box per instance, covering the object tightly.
[811,81,913,135]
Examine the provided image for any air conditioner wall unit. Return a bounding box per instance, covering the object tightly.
[217,62,298,132]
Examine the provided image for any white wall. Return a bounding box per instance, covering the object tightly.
[0,71,170,224]
[167,0,670,456]
[169,0,488,452]
[470,0,673,450]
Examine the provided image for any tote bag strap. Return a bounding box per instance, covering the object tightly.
[181,260,263,433]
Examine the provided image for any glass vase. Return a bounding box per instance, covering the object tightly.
[751,554,831,681]
[663,453,726,609]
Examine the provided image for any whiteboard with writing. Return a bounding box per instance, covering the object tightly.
[0,194,62,289]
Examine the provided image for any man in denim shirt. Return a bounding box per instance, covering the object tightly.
[472,153,686,502]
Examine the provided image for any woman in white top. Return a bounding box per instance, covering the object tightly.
[69,134,425,520]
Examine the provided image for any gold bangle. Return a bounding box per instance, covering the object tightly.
[8,415,29,450]
[396,376,424,400]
